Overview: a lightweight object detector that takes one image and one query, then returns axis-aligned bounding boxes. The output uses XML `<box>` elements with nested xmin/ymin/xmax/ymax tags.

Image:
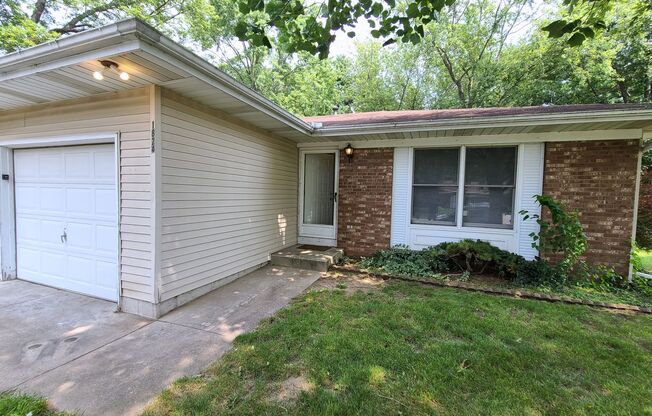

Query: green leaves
<box><xmin>542</xmin><ymin>19</ymin><xmax>569</xmax><ymax>38</ymax></box>
<box><xmin>521</xmin><ymin>195</ymin><xmax>587</xmax><ymax>273</ymax></box>
<box><xmin>406</xmin><ymin>3</ymin><xmax>420</xmax><ymax>18</ymax></box>
<box><xmin>567</xmin><ymin>32</ymin><xmax>586</xmax><ymax>46</ymax></box>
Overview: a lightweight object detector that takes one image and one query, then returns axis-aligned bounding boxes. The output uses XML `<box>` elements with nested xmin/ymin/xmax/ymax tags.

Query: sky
<box><xmin>330</xmin><ymin>18</ymin><xmax>373</xmax><ymax>57</ymax></box>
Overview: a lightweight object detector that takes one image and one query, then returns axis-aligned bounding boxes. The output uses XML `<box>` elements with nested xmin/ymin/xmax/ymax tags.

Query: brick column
<box><xmin>337</xmin><ymin>148</ymin><xmax>393</xmax><ymax>256</ymax></box>
<box><xmin>542</xmin><ymin>139</ymin><xmax>640</xmax><ymax>275</ymax></box>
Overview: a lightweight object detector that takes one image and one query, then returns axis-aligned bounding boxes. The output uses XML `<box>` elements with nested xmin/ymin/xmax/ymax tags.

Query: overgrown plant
<box><xmin>360</xmin><ymin>240</ymin><xmax>525</xmax><ymax>279</ymax></box>
<box><xmin>520</xmin><ymin>195</ymin><xmax>587</xmax><ymax>273</ymax></box>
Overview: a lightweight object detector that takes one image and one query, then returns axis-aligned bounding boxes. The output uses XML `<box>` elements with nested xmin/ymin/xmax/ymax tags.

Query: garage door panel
<box><xmin>96</xmin><ymin>225</ymin><xmax>118</xmax><ymax>253</ymax></box>
<box><xmin>13</xmin><ymin>152</ymin><xmax>38</xmax><ymax>178</ymax></box>
<box><xmin>67</xmin><ymin>188</ymin><xmax>93</xmax><ymax>214</ymax></box>
<box><xmin>15</xmin><ymin>217</ymin><xmax>41</xmax><ymax>242</ymax></box>
<box><xmin>66</xmin><ymin>222</ymin><xmax>94</xmax><ymax>250</ymax></box>
<box><xmin>94</xmin><ymin>151</ymin><xmax>115</xmax><ymax>179</ymax></box>
<box><xmin>38</xmin><ymin>153</ymin><xmax>63</xmax><ymax>177</ymax></box>
<box><xmin>14</xmin><ymin>185</ymin><xmax>40</xmax><ymax>210</ymax></box>
<box><xmin>15</xmin><ymin>144</ymin><xmax>118</xmax><ymax>301</ymax></box>
<box><xmin>68</xmin><ymin>256</ymin><xmax>94</xmax><ymax>284</ymax></box>
<box><xmin>40</xmin><ymin>187</ymin><xmax>66</xmax><ymax>212</ymax></box>
<box><xmin>65</xmin><ymin>152</ymin><xmax>92</xmax><ymax>177</ymax></box>
<box><xmin>96</xmin><ymin>189</ymin><xmax>117</xmax><ymax>216</ymax></box>
<box><xmin>96</xmin><ymin>261</ymin><xmax>118</xmax><ymax>289</ymax></box>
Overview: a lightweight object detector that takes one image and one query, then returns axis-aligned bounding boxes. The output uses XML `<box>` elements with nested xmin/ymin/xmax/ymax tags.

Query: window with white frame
<box><xmin>411</xmin><ymin>146</ymin><xmax>517</xmax><ymax>229</ymax></box>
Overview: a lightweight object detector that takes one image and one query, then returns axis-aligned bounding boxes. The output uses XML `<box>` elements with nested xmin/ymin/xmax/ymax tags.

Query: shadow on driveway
<box><xmin>0</xmin><ymin>266</ymin><xmax>321</xmax><ymax>415</ymax></box>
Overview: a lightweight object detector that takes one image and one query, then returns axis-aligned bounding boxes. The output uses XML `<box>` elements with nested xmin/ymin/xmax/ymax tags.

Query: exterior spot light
<box><xmin>93</xmin><ymin>60</ymin><xmax>130</xmax><ymax>81</ymax></box>
<box><xmin>344</xmin><ymin>143</ymin><xmax>354</xmax><ymax>163</ymax></box>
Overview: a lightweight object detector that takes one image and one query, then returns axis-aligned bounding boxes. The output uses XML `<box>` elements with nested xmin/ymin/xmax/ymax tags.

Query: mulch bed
<box><xmin>331</xmin><ymin>264</ymin><xmax>652</xmax><ymax>315</ymax></box>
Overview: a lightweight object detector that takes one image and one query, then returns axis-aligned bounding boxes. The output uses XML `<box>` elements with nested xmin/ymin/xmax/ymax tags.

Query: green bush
<box><xmin>359</xmin><ymin>244</ymin><xmax>440</xmax><ymax>277</ymax></box>
<box><xmin>514</xmin><ymin>257</ymin><xmax>563</xmax><ymax>287</ymax></box>
<box><xmin>570</xmin><ymin>261</ymin><xmax>626</xmax><ymax>291</ymax></box>
<box><xmin>359</xmin><ymin>239</ymin><xmax>645</xmax><ymax>297</ymax></box>
<box><xmin>631</xmin><ymin>275</ymin><xmax>652</xmax><ymax>296</ymax></box>
<box><xmin>520</xmin><ymin>195</ymin><xmax>587</xmax><ymax>273</ymax></box>
<box><xmin>360</xmin><ymin>240</ymin><xmax>525</xmax><ymax>279</ymax></box>
<box><xmin>433</xmin><ymin>240</ymin><xmax>525</xmax><ymax>279</ymax></box>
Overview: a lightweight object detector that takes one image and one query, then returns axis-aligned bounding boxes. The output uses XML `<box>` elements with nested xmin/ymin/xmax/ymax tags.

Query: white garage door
<box><xmin>14</xmin><ymin>144</ymin><xmax>118</xmax><ymax>301</ymax></box>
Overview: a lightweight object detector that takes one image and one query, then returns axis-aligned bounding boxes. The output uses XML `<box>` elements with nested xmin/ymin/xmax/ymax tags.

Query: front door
<box><xmin>299</xmin><ymin>150</ymin><xmax>338</xmax><ymax>246</ymax></box>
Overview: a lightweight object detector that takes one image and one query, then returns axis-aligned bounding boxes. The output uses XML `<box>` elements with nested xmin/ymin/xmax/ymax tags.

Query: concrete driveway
<box><xmin>0</xmin><ymin>266</ymin><xmax>321</xmax><ymax>415</ymax></box>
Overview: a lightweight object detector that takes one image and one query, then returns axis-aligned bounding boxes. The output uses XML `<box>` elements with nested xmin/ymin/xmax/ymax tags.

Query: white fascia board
<box><xmin>310</xmin><ymin>111</ymin><xmax>652</xmax><ymax>137</ymax></box>
<box><xmin>0</xmin><ymin>19</ymin><xmax>141</xmax><ymax>74</ymax></box>
<box><xmin>297</xmin><ymin>129</ymin><xmax>644</xmax><ymax>148</ymax></box>
<box><xmin>137</xmin><ymin>40</ymin><xmax>314</xmax><ymax>136</ymax></box>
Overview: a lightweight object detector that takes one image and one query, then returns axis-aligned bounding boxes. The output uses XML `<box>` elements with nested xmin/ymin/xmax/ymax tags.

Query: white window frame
<box><xmin>408</xmin><ymin>145</ymin><xmax>519</xmax><ymax>233</ymax></box>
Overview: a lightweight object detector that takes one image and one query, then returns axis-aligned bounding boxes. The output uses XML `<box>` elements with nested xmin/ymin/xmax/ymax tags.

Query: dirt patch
<box><xmin>310</xmin><ymin>270</ymin><xmax>385</xmax><ymax>294</ymax></box>
<box><xmin>275</xmin><ymin>375</ymin><xmax>315</xmax><ymax>402</ymax></box>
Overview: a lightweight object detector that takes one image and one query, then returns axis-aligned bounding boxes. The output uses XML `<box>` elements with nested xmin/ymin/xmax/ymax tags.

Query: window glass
<box><xmin>463</xmin><ymin>186</ymin><xmax>515</xmax><ymax>227</ymax></box>
<box><xmin>412</xmin><ymin>186</ymin><xmax>458</xmax><ymax>225</ymax></box>
<box><xmin>411</xmin><ymin>148</ymin><xmax>460</xmax><ymax>225</ymax></box>
<box><xmin>463</xmin><ymin>147</ymin><xmax>517</xmax><ymax>228</ymax></box>
<box><xmin>464</xmin><ymin>147</ymin><xmax>516</xmax><ymax>186</ymax></box>
<box><xmin>413</xmin><ymin>148</ymin><xmax>459</xmax><ymax>184</ymax></box>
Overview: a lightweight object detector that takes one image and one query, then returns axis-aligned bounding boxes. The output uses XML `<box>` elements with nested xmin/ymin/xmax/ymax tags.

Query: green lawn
<box><xmin>143</xmin><ymin>281</ymin><xmax>652</xmax><ymax>415</ymax></box>
<box><xmin>0</xmin><ymin>392</ymin><xmax>69</xmax><ymax>416</ymax></box>
<box><xmin>638</xmin><ymin>248</ymin><xmax>652</xmax><ymax>273</ymax></box>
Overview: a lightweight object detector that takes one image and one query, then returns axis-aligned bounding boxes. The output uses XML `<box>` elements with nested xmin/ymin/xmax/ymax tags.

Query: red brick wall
<box><xmin>542</xmin><ymin>139</ymin><xmax>640</xmax><ymax>275</ymax></box>
<box><xmin>337</xmin><ymin>148</ymin><xmax>393</xmax><ymax>256</ymax></box>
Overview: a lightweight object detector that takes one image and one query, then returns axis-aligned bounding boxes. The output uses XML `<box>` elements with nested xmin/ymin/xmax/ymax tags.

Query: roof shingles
<box><xmin>303</xmin><ymin>103</ymin><xmax>652</xmax><ymax>127</ymax></box>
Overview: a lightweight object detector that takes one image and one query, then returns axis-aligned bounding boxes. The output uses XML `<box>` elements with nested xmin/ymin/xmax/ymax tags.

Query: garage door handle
<box><xmin>61</xmin><ymin>229</ymin><xmax>67</xmax><ymax>244</ymax></box>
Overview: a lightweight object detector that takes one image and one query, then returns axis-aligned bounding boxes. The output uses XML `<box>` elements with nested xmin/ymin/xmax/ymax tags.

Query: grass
<box><xmin>638</xmin><ymin>248</ymin><xmax>652</xmax><ymax>273</ymax></box>
<box><xmin>143</xmin><ymin>281</ymin><xmax>652</xmax><ymax>415</ymax></box>
<box><xmin>0</xmin><ymin>392</ymin><xmax>70</xmax><ymax>416</ymax></box>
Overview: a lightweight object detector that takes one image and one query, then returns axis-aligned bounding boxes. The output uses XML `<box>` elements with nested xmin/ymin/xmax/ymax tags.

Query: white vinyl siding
<box><xmin>391</xmin><ymin>144</ymin><xmax>543</xmax><ymax>257</ymax></box>
<box><xmin>0</xmin><ymin>88</ymin><xmax>154</xmax><ymax>302</ymax></box>
<box><xmin>159</xmin><ymin>90</ymin><xmax>298</xmax><ymax>301</ymax></box>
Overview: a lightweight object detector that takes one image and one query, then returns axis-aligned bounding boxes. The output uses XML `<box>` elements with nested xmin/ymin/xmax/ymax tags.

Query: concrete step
<box><xmin>271</xmin><ymin>245</ymin><xmax>344</xmax><ymax>272</ymax></box>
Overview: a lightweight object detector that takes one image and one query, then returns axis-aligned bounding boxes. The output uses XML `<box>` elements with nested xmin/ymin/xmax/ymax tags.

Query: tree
<box><xmin>0</xmin><ymin>0</ymin><xmax>217</xmax><ymax>53</ymax></box>
<box><xmin>422</xmin><ymin>0</ymin><xmax>533</xmax><ymax>108</ymax></box>
<box><xmin>233</xmin><ymin>0</ymin><xmax>647</xmax><ymax>57</ymax></box>
<box><xmin>254</xmin><ymin>52</ymin><xmax>352</xmax><ymax>116</ymax></box>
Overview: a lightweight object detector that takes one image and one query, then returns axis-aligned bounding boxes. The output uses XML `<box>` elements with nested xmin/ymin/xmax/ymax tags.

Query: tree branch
<box><xmin>31</xmin><ymin>0</ymin><xmax>47</xmax><ymax>23</ymax></box>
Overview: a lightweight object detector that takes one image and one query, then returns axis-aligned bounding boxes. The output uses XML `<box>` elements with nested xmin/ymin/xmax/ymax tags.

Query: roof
<box><xmin>305</xmin><ymin>104</ymin><xmax>652</xmax><ymax>128</ymax></box>
<box><xmin>0</xmin><ymin>18</ymin><xmax>651</xmax><ymax>144</ymax></box>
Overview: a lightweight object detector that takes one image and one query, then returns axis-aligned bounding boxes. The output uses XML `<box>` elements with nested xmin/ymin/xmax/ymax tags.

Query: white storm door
<box><xmin>14</xmin><ymin>144</ymin><xmax>118</xmax><ymax>301</ymax></box>
<box><xmin>299</xmin><ymin>150</ymin><xmax>339</xmax><ymax>242</ymax></box>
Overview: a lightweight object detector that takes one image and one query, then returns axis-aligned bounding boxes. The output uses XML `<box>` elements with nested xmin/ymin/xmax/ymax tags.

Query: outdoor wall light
<box><xmin>93</xmin><ymin>60</ymin><xmax>130</xmax><ymax>81</ymax></box>
<box><xmin>344</xmin><ymin>143</ymin><xmax>354</xmax><ymax>163</ymax></box>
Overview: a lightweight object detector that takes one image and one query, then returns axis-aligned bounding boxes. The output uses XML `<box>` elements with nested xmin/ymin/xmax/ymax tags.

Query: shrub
<box><xmin>520</xmin><ymin>195</ymin><xmax>587</xmax><ymax>273</ymax></box>
<box><xmin>433</xmin><ymin>240</ymin><xmax>525</xmax><ymax>279</ymax></box>
<box><xmin>359</xmin><ymin>244</ymin><xmax>438</xmax><ymax>277</ymax></box>
<box><xmin>570</xmin><ymin>261</ymin><xmax>627</xmax><ymax>291</ymax></box>
<box><xmin>514</xmin><ymin>257</ymin><xmax>562</xmax><ymax>287</ymax></box>
<box><xmin>631</xmin><ymin>275</ymin><xmax>652</xmax><ymax>296</ymax></box>
<box><xmin>360</xmin><ymin>240</ymin><xmax>525</xmax><ymax>279</ymax></box>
